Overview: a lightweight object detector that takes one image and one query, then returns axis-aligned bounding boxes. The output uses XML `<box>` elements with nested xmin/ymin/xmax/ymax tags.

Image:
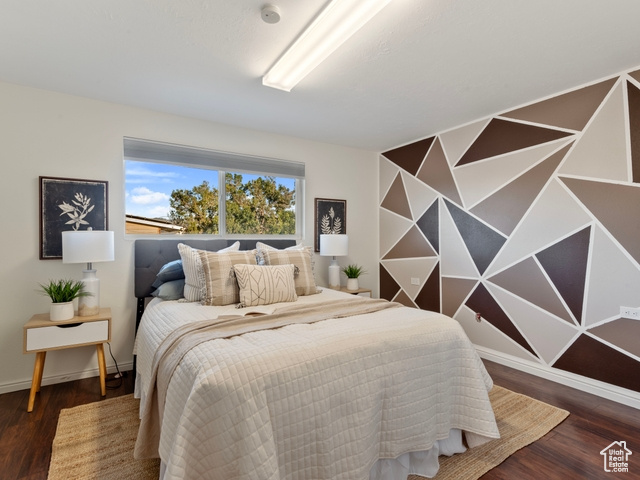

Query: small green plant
<box><xmin>38</xmin><ymin>279</ymin><xmax>90</xmax><ymax>303</ymax></box>
<box><xmin>342</xmin><ymin>264</ymin><xmax>366</xmax><ymax>279</ymax></box>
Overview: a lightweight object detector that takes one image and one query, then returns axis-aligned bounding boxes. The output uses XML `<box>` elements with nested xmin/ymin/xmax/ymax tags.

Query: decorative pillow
<box><xmin>261</xmin><ymin>249</ymin><xmax>319</xmax><ymax>296</ymax></box>
<box><xmin>151</xmin><ymin>259</ymin><xmax>184</xmax><ymax>288</ymax></box>
<box><xmin>256</xmin><ymin>241</ymin><xmax>305</xmax><ymax>251</ymax></box>
<box><xmin>199</xmin><ymin>249</ymin><xmax>258</xmax><ymax>306</ymax></box>
<box><xmin>256</xmin><ymin>242</ymin><xmax>315</xmax><ymax>271</ymax></box>
<box><xmin>151</xmin><ymin>279</ymin><xmax>185</xmax><ymax>300</ymax></box>
<box><xmin>233</xmin><ymin>264</ymin><xmax>297</xmax><ymax>307</ymax></box>
<box><xmin>178</xmin><ymin>242</ymin><xmax>240</xmax><ymax>302</ymax></box>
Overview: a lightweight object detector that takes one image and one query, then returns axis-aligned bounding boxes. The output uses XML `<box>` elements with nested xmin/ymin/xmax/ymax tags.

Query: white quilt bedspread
<box><xmin>134</xmin><ymin>289</ymin><xmax>499</xmax><ymax>480</ymax></box>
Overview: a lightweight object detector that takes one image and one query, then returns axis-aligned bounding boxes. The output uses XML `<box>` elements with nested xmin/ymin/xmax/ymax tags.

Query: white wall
<box><xmin>0</xmin><ymin>81</ymin><xmax>379</xmax><ymax>394</ymax></box>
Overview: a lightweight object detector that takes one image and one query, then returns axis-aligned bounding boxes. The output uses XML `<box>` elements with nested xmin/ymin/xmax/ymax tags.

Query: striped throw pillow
<box><xmin>177</xmin><ymin>242</ymin><xmax>240</xmax><ymax>302</ymax></box>
<box><xmin>261</xmin><ymin>248</ymin><xmax>319</xmax><ymax>296</ymax></box>
<box><xmin>199</xmin><ymin>249</ymin><xmax>257</xmax><ymax>306</ymax></box>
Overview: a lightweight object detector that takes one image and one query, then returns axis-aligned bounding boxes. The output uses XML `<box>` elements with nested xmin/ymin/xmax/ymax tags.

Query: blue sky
<box><xmin>125</xmin><ymin>160</ymin><xmax>295</xmax><ymax>219</ymax></box>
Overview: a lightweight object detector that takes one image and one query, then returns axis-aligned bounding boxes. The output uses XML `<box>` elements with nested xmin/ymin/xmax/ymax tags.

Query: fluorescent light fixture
<box><xmin>262</xmin><ymin>0</ymin><xmax>393</xmax><ymax>92</ymax></box>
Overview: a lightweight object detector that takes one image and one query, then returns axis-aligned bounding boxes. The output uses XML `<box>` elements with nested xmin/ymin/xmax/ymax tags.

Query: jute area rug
<box><xmin>48</xmin><ymin>386</ymin><xmax>568</xmax><ymax>480</ymax></box>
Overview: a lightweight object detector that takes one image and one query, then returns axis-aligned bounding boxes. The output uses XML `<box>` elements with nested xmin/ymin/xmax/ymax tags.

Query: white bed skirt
<box><xmin>369</xmin><ymin>429</ymin><xmax>466</xmax><ymax>480</ymax></box>
<box><xmin>138</xmin><ymin>375</ymin><xmax>465</xmax><ymax>480</ymax></box>
<box><xmin>157</xmin><ymin>432</ymin><xmax>465</xmax><ymax>480</ymax></box>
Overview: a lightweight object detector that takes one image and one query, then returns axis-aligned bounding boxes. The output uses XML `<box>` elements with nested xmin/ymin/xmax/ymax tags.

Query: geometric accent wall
<box><xmin>379</xmin><ymin>69</ymin><xmax>640</xmax><ymax>394</ymax></box>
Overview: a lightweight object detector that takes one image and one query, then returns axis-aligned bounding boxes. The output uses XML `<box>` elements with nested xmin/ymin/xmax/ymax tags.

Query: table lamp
<box><xmin>319</xmin><ymin>234</ymin><xmax>348</xmax><ymax>289</ymax></box>
<box><xmin>62</xmin><ymin>230</ymin><xmax>115</xmax><ymax>316</ymax></box>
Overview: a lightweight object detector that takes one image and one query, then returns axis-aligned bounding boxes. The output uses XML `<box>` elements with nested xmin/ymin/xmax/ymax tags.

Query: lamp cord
<box><xmin>105</xmin><ymin>342</ymin><xmax>124</xmax><ymax>389</ymax></box>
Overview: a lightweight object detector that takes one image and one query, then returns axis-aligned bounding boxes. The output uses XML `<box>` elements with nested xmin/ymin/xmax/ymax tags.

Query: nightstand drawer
<box><xmin>25</xmin><ymin>320</ymin><xmax>109</xmax><ymax>352</ymax></box>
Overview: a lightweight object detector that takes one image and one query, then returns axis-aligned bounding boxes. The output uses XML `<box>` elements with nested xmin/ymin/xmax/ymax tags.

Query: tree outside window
<box><xmin>125</xmin><ymin>160</ymin><xmax>297</xmax><ymax>235</ymax></box>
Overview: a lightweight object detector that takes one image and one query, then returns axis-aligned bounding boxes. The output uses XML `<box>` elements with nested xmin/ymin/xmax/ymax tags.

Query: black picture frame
<box><xmin>314</xmin><ymin>198</ymin><xmax>347</xmax><ymax>252</ymax></box>
<box><xmin>39</xmin><ymin>176</ymin><xmax>109</xmax><ymax>260</ymax></box>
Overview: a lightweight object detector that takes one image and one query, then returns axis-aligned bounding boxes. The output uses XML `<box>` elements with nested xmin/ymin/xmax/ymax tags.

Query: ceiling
<box><xmin>3</xmin><ymin>0</ymin><xmax>640</xmax><ymax>151</ymax></box>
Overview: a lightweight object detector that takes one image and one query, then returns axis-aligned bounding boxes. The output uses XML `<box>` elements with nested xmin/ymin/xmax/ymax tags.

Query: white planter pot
<box><xmin>346</xmin><ymin>278</ymin><xmax>359</xmax><ymax>291</ymax></box>
<box><xmin>50</xmin><ymin>301</ymin><xmax>74</xmax><ymax>321</ymax></box>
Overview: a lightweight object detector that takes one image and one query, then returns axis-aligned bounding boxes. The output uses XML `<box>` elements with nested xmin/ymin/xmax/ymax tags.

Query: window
<box><xmin>124</xmin><ymin>138</ymin><xmax>304</xmax><ymax>236</ymax></box>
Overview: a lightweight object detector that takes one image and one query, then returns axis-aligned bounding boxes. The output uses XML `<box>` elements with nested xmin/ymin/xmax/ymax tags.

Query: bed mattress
<box><xmin>134</xmin><ymin>288</ymin><xmax>499</xmax><ymax>480</ymax></box>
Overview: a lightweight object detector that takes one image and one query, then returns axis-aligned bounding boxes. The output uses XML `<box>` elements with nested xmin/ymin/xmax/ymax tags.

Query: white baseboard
<box><xmin>0</xmin><ymin>362</ymin><xmax>133</xmax><ymax>396</ymax></box>
<box><xmin>477</xmin><ymin>346</ymin><xmax>640</xmax><ymax>410</ymax></box>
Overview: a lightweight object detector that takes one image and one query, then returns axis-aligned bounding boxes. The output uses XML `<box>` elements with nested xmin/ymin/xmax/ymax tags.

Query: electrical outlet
<box><xmin>410</xmin><ymin>277</ymin><xmax>420</xmax><ymax>285</ymax></box>
<box><xmin>620</xmin><ymin>306</ymin><xmax>640</xmax><ymax>319</ymax></box>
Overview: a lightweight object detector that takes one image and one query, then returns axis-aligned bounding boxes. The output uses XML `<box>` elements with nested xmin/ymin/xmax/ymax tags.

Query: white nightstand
<box><xmin>23</xmin><ymin>307</ymin><xmax>111</xmax><ymax>412</ymax></box>
<box><xmin>340</xmin><ymin>287</ymin><xmax>372</xmax><ymax>297</ymax></box>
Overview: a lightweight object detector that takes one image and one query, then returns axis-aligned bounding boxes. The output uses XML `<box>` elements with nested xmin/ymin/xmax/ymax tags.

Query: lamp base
<box><xmin>328</xmin><ymin>260</ymin><xmax>341</xmax><ymax>290</ymax></box>
<box><xmin>78</xmin><ymin>269</ymin><xmax>100</xmax><ymax>316</ymax></box>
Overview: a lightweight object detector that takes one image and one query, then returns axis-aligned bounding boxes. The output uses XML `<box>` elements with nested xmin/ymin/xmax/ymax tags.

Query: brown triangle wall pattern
<box><xmin>379</xmin><ymin>68</ymin><xmax>640</xmax><ymax>394</ymax></box>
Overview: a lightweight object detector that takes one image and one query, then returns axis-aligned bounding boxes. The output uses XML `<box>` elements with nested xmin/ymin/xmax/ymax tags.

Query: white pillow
<box><xmin>256</xmin><ymin>241</ymin><xmax>305</xmax><ymax>251</ymax></box>
<box><xmin>177</xmin><ymin>242</ymin><xmax>240</xmax><ymax>302</ymax></box>
<box><xmin>233</xmin><ymin>264</ymin><xmax>297</xmax><ymax>307</ymax></box>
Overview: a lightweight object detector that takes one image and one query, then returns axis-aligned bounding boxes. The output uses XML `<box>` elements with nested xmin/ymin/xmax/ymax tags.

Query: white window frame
<box><xmin>123</xmin><ymin>137</ymin><xmax>304</xmax><ymax>239</ymax></box>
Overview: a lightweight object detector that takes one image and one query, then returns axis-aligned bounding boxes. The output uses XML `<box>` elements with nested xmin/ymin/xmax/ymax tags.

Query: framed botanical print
<box><xmin>39</xmin><ymin>176</ymin><xmax>109</xmax><ymax>259</ymax></box>
<box><xmin>314</xmin><ymin>198</ymin><xmax>347</xmax><ymax>252</ymax></box>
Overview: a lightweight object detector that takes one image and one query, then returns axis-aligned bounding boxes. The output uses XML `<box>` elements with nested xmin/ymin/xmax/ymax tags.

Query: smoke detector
<box><xmin>261</xmin><ymin>4</ymin><xmax>281</xmax><ymax>24</ymax></box>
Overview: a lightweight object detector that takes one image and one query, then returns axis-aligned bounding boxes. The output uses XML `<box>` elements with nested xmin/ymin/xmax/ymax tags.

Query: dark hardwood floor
<box><xmin>0</xmin><ymin>361</ymin><xmax>638</xmax><ymax>479</ymax></box>
<box><xmin>0</xmin><ymin>371</ymin><xmax>134</xmax><ymax>480</ymax></box>
<box><xmin>482</xmin><ymin>361</ymin><xmax>639</xmax><ymax>480</ymax></box>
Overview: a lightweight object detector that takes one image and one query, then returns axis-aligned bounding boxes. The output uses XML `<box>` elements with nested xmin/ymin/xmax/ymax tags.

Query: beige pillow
<box><xmin>199</xmin><ymin>249</ymin><xmax>257</xmax><ymax>306</ymax></box>
<box><xmin>256</xmin><ymin>242</ymin><xmax>315</xmax><ymax>270</ymax></box>
<box><xmin>178</xmin><ymin>242</ymin><xmax>240</xmax><ymax>302</ymax></box>
<box><xmin>261</xmin><ymin>248</ymin><xmax>319</xmax><ymax>296</ymax></box>
<box><xmin>255</xmin><ymin>241</ymin><xmax>299</xmax><ymax>264</ymax></box>
<box><xmin>233</xmin><ymin>264</ymin><xmax>297</xmax><ymax>307</ymax></box>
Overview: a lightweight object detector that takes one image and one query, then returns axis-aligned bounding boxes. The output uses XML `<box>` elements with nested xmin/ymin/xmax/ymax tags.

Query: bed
<box><xmin>132</xmin><ymin>238</ymin><xmax>499</xmax><ymax>480</ymax></box>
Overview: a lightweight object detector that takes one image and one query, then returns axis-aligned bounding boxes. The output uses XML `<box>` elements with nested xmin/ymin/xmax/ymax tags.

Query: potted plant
<box><xmin>342</xmin><ymin>264</ymin><xmax>366</xmax><ymax>291</ymax></box>
<box><xmin>39</xmin><ymin>279</ymin><xmax>90</xmax><ymax>321</ymax></box>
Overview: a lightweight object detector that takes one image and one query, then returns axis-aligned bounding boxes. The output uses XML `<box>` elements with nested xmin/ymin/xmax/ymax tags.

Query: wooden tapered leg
<box><xmin>96</xmin><ymin>343</ymin><xmax>106</xmax><ymax>396</ymax></box>
<box><xmin>34</xmin><ymin>351</ymin><xmax>46</xmax><ymax>392</ymax></box>
<box><xmin>27</xmin><ymin>352</ymin><xmax>46</xmax><ymax>412</ymax></box>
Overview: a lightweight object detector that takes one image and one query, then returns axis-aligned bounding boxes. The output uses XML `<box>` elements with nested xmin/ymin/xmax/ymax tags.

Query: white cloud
<box><xmin>147</xmin><ymin>205</ymin><xmax>171</xmax><ymax>218</ymax></box>
<box><xmin>125</xmin><ymin>164</ymin><xmax>183</xmax><ymax>185</ymax></box>
<box><xmin>130</xmin><ymin>187</ymin><xmax>170</xmax><ymax>205</ymax></box>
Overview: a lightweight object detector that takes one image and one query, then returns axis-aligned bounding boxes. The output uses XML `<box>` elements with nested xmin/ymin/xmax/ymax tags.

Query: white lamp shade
<box><xmin>62</xmin><ymin>230</ymin><xmax>115</xmax><ymax>264</ymax></box>
<box><xmin>319</xmin><ymin>234</ymin><xmax>348</xmax><ymax>257</ymax></box>
<box><xmin>61</xmin><ymin>231</ymin><xmax>114</xmax><ymax>317</ymax></box>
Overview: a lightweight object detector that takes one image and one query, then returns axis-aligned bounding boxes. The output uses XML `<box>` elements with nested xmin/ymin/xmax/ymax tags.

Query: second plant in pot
<box><xmin>39</xmin><ymin>279</ymin><xmax>90</xmax><ymax>321</ymax></box>
<box><xmin>342</xmin><ymin>264</ymin><xmax>366</xmax><ymax>291</ymax></box>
